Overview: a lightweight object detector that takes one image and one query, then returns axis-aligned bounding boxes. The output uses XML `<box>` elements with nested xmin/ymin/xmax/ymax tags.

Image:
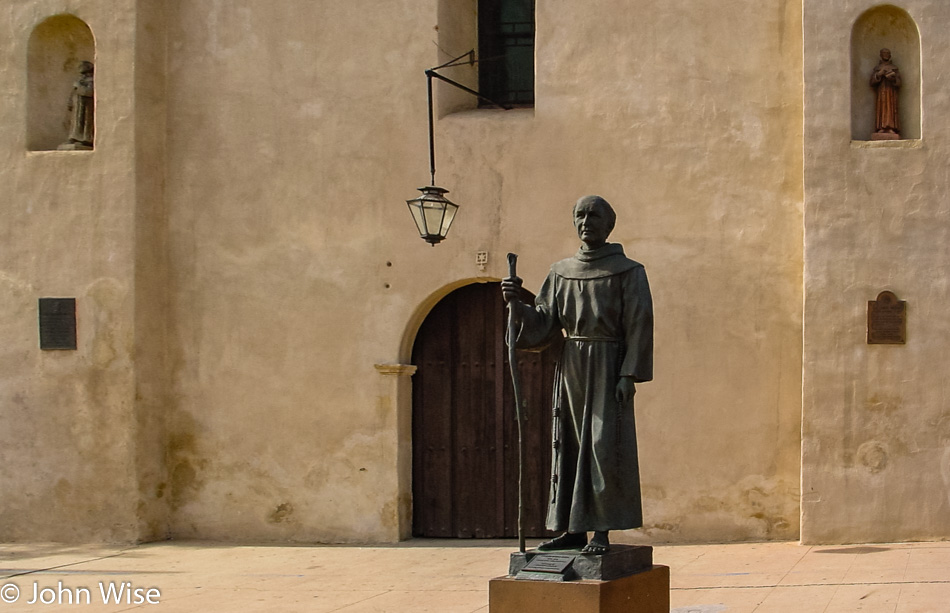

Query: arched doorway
<box><xmin>411</xmin><ymin>282</ymin><xmax>559</xmax><ymax>538</ymax></box>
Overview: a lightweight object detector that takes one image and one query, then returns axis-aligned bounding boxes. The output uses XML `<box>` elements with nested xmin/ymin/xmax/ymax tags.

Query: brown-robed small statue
<box><xmin>870</xmin><ymin>48</ymin><xmax>901</xmax><ymax>140</ymax></box>
<box><xmin>59</xmin><ymin>61</ymin><xmax>95</xmax><ymax>150</ymax></box>
<box><xmin>502</xmin><ymin>195</ymin><xmax>654</xmax><ymax>555</ymax></box>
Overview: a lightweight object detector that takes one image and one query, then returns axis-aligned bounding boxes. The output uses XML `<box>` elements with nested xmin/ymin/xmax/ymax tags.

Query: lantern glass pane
<box><xmin>407</xmin><ymin>200</ymin><xmax>428</xmax><ymax>235</ymax></box>
<box><xmin>440</xmin><ymin>202</ymin><xmax>459</xmax><ymax>236</ymax></box>
<box><xmin>422</xmin><ymin>201</ymin><xmax>446</xmax><ymax>237</ymax></box>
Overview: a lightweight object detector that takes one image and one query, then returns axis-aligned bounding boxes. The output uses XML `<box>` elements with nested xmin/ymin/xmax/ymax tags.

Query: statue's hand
<box><xmin>501</xmin><ymin>276</ymin><xmax>523</xmax><ymax>305</ymax></box>
<box><xmin>615</xmin><ymin>377</ymin><xmax>636</xmax><ymax>406</ymax></box>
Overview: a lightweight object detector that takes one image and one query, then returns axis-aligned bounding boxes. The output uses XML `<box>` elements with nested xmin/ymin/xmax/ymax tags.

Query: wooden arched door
<box><xmin>411</xmin><ymin>282</ymin><xmax>559</xmax><ymax>538</ymax></box>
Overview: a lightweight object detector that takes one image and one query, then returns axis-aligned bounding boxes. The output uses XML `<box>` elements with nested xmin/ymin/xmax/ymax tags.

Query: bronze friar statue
<box><xmin>870</xmin><ymin>48</ymin><xmax>901</xmax><ymax>140</ymax></box>
<box><xmin>59</xmin><ymin>61</ymin><xmax>95</xmax><ymax>150</ymax></box>
<box><xmin>502</xmin><ymin>195</ymin><xmax>654</xmax><ymax>554</ymax></box>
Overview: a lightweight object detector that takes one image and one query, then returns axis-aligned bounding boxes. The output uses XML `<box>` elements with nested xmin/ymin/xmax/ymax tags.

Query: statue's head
<box><xmin>573</xmin><ymin>195</ymin><xmax>616</xmax><ymax>249</ymax></box>
<box><xmin>880</xmin><ymin>48</ymin><xmax>891</xmax><ymax>61</ymax></box>
<box><xmin>79</xmin><ymin>61</ymin><xmax>94</xmax><ymax>75</ymax></box>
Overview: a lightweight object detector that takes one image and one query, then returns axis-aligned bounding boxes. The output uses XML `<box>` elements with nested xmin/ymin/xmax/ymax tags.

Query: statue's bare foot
<box><xmin>581</xmin><ymin>531</ymin><xmax>609</xmax><ymax>554</ymax></box>
<box><xmin>537</xmin><ymin>532</ymin><xmax>587</xmax><ymax>551</ymax></box>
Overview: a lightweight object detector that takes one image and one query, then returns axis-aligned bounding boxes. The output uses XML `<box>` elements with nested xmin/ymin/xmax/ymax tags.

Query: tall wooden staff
<box><xmin>506</xmin><ymin>253</ymin><xmax>527</xmax><ymax>553</ymax></box>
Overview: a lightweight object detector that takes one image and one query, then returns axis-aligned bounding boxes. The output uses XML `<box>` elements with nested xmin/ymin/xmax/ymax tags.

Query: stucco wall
<box><xmin>161</xmin><ymin>0</ymin><xmax>436</xmax><ymax>543</ymax></box>
<box><xmin>0</xmin><ymin>0</ymin><xmax>165</xmax><ymax>542</ymax></box>
<box><xmin>161</xmin><ymin>0</ymin><xmax>803</xmax><ymax>543</ymax></box>
<box><xmin>132</xmin><ymin>0</ymin><xmax>170</xmax><ymax>544</ymax></box>
<box><xmin>803</xmin><ymin>0</ymin><xmax>950</xmax><ymax>544</ymax></box>
<box><xmin>0</xmin><ymin>0</ymin><xmax>806</xmax><ymax>544</ymax></box>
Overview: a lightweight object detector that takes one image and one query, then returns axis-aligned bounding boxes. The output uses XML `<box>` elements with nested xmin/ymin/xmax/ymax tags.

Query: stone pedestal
<box><xmin>489</xmin><ymin>565</ymin><xmax>670</xmax><ymax>613</ymax></box>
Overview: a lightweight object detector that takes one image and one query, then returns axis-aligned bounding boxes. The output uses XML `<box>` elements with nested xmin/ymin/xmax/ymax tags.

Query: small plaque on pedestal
<box><xmin>509</xmin><ymin>544</ymin><xmax>653</xmax><ymax>581</ymax></box>
<box><xmin>515</xmin><ymin>554</ymin><xmax>576</xmax><ymax>582</ymax></box>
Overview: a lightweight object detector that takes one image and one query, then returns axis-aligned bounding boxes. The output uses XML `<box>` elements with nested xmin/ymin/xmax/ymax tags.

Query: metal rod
<box><xmin>427</xmin><ymin>73</ymin><xmax>435</xmax><ymax>186</ymax></box>
<box><xmin>506</xmin><ymin>252</ymin><xmax>527</xmax><ymax>553</ymax></box>
<box><xmin>425</xmin><ymin>70</ymin><xmax>513</xmax><ymax>111</ymax></box>
<box><xmin>432</xmin><ymin>49</ymin><xmax>475</xmax><ymax>71</ymax></box>
<box><xmin>422</xmin><ymin>51</ymin><xmax>510</xmax><ymax>188</ymax></box>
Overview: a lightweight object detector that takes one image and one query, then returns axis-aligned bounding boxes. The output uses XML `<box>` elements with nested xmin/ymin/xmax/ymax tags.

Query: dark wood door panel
<box><xmin>412</xmin><ymin>282</ymin><xmax>558</xmax><ymax>539</ymax></box>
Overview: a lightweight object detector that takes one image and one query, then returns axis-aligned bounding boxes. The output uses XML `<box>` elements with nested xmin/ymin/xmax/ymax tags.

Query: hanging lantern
<box><xmin>406</xmin><ymin>185</ymin><xmax>459</xmax><ymax>246</ymax></box>
<box><xmin>404</xmin><ymin>53</ymin><xmax>510</xmax><ymax>245</ymax></box>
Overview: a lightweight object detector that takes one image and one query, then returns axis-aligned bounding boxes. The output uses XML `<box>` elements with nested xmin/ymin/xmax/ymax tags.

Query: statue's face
<box><xmin>574</xmin><ymin>201</ymin><xmax>611</xmax><ymax>248</ymax></box>
<box><xmin>881</xmin><ymin>49</ymin><xmax>891</xmax><ymax>61</ymax></box>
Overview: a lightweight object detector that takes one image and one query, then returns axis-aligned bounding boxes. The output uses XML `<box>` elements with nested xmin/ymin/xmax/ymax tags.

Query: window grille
<box><xmin>478</xmin><ymin>0</ymin><xmax>535</xmax><ymax>106</ymax></box>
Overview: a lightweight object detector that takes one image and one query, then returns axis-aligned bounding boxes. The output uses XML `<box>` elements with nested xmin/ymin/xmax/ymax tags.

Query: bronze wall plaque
<box><xmin>867</xmin><ymin>291</ymin><xmax>905</xmax><ymax>344</ymax></box>
<box><xmin>39</xmin><ymin>298</ymin><xmax>77</xmax><ymax>350</ymax></box>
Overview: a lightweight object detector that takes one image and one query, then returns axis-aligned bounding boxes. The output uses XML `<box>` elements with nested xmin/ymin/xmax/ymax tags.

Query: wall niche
<box><xmin>851</xmin><ymin>5</ymin><xmax>920</xmax><ymax>141</ymax></box>
<box><xmin>436</xmin><ymin>0</ymin><xmax>479</xmax><ymax>117</ymax></box>
<box><xmin>27</xmin><ymin>14</ymin><xmax>96</xmax><ymax>151</ymax></box>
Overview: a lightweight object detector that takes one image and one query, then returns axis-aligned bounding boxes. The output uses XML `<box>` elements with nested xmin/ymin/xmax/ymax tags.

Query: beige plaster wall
<box><xmin>162</xmin><ymin>0</ymin><xmax>803</xmax><ymax>543</ymax></box>
<box><xmin>0</xmin><ymin>0</ymin><xmax>167</xmax><ymax>542</ymax></box>
<box><xmin>161</xmin><ymin>0</ymin><xmax>437</xmax><ymax>543</ymax></box>
<box><xmin>132</xmin><ymin>0</ymin><xmax>170</xmax><ymax>543</ymax></box>
<box><xmin>803</xmin><ymin>0</ymin><xmax>950</xmax><ymax>544</ymax></box>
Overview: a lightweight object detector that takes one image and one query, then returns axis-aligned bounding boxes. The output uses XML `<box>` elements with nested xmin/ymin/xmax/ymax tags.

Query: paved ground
<box><xmin>1</xmin><ymin>539</ymin><xmax>949</xmax><ymax>612</ymax></box>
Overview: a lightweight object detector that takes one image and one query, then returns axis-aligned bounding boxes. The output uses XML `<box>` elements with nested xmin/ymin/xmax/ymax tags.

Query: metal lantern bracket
<box><xmin>424</xmin><ymin>50</ymin><xmax>513</xmax><ymax>186</ymax></box>
<box><xmin>405</xmin><ymin>51</ymin><xmax>513</xmax><ymax>246</ymax></box>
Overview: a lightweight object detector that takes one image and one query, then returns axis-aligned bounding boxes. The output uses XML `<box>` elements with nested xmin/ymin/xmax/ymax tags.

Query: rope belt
<box><xmin>566</xmin><ymin>336</ymin><xmax>622</xmax><ymax>342</ymax></box>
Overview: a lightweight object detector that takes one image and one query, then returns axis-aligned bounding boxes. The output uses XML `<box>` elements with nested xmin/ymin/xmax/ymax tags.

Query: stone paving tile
<box><xmin>136</xmin><ymin>587</ymin><xmax>386</xmax><ymax>613</ymax></box>
<box><xmin>662</xmin><ymin>542</ymin><xmax>808</xmax><ymax>590</ymax></box>
<box><xmin>671</xmin><ymin>587</ymin><xmax>771</xmax><ymax>612</ymax></box>
<box><xmin>0</xmin><ymin>544</ymin><xmax>131</xmax><ymax>577</ymax></box>
<box><xmin>821</xmin><ymin>583</ymin><xmax>902</xmax><ymax>612</ymax></box>
<box><xmin>330</xmin><ymin>589</ymin><xmax>487</xmax><ymax>613</ymax></box>
<box><xmin>895</xmin><ymin>583</ymin><xmax>950</xmax><ymax>613</ymax></box>
<box><xmin>903</xmin><ymin>547</ymin><xmax>950</xmax><ymax>583</ymax></box>
<box><xmin>753</xmin><ymin>584</ymin><xmax>840</xmax><ymax>610</ymax></box>
<box><xmin>779</xmin><ymin>553</ymin><xmax>854</xmax><ymax>586</ymax></box>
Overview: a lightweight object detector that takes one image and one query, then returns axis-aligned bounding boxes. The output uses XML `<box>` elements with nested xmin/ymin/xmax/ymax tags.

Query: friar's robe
<box><xmin>871</xmin><ymin>61</ymin><xmax>901</xmax><ymax>133</ymax></box>
<box><xmin>512</xmin><ymin>243</ymin><xmax>653</xmax><ymax>532</ymax></box>
<box><xmin>68</xmin><ymin>74</ymin><xmax>95</xmax><ymax>146</ymax></box>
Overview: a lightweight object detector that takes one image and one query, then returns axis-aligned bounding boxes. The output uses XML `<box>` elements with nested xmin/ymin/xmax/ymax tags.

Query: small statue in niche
<box><xmin>870</xmin><ymin>48</ymin><xmax>901</xmax><ymax>140</ymax></box>
<box><xmin>58</xmin><ymin>61</ymin><xmax>95</xmax><ymax>150</ymax></box>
